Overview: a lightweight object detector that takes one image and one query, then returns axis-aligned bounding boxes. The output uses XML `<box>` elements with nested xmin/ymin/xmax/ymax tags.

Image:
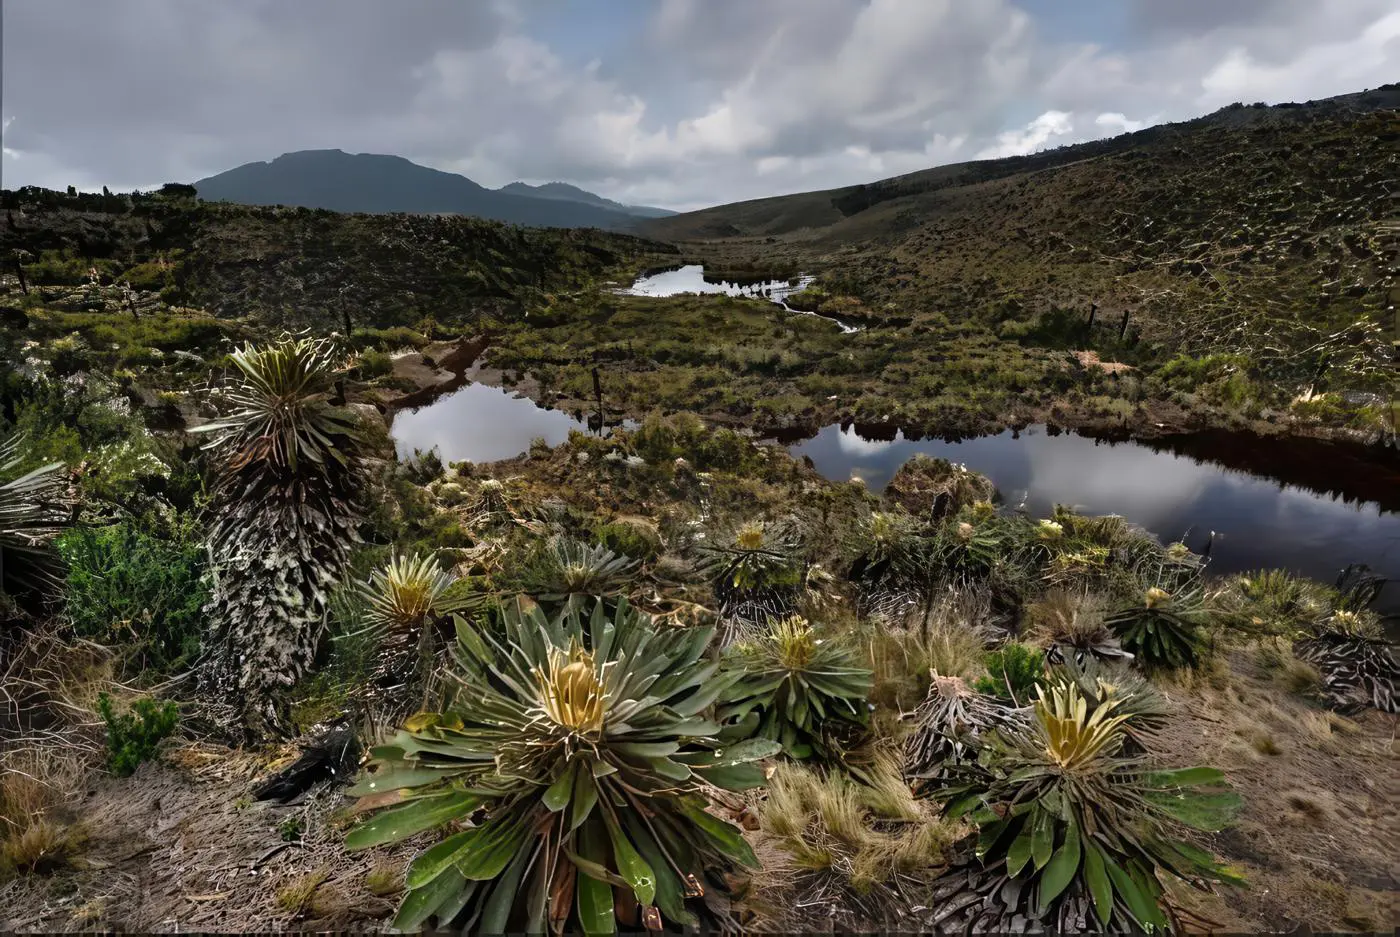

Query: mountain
<box><xmin>498</xmin><ymin>181</ymin><xmax>675</xmax><ymax>218</ymax></box>
<box><xmin>192</xmin><ymin>150</ymin><xmax>649</xmax><ymax>230</ymax></box>
<box><xmin>641</xmin><ymin>83</ymin><xmax>1400</xmax><ymax>243</ymax></box>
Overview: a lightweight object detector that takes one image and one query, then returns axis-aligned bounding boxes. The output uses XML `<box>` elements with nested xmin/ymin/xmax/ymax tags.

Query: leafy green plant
<box><xmin>97</xmin><ymin>693</ymin><xmax>179</xmax><ymax>777</ymax></box>
<box><xmin>937</xmin><ymin>677</ymin><xmax>1243</xmax><ymax>931</ymax></box>
<box><xmin>719</xmin><ymin>615</ymin><xmax>873</xmax><ymax>761</ymax></box>
<box><xmin>698</xmin><ymin>520</ymin><xmax>805</xmax><ymax>638</ymax></box>
<box><xmin>973</xmin><ymin>642</ymin><xmax>1046</xmax><ymax>703</ymax></box>
<box><xmin>358</xmin><ymin>552</ymin><xmax>463</xmax><ymax>635</ymax></box>
<box><xmin>346</xmin><ymin>598</ymin><xmax>778</xmax><ymax>934</ymax></box>
<box><xmin>521</xmin><ymin>538</ymin><xmax>639</xmax><ymax>605</ymax></box>
<box><xmin>195</xmin><ymin>336</ymin><xmax>367</xmax><ymax>738</ymax></box>
<box><xmin>0</xmin><ymin>434</ymin><xmax>68</xmax><ymax>615</ymax></box>
<box><xmin>1107</xmin><ymin>580</ymin><xmax>1211</xmax><ymax>671</ymax></box>
<box><xmin>593</xmin><ymin>519</ymin><xmax>661</xmax><ymax>563</ymax></box>
<box><xmin>57</xmin><ymin>521</ymin><xmax>208</xmax><ymax>670</ymax></box>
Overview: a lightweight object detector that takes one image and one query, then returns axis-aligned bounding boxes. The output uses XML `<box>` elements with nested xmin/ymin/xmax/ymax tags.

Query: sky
<box><xmin>3</xmin><ymin>0</ymin><xmax>1398</xmax><ymax>211</ymax></box>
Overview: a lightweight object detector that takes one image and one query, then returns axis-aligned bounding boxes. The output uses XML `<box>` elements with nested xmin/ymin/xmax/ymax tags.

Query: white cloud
<box><xmin>2</xmin><ymin>0</ymin><xmax>1397</xmax><ymax>208</ymax></box>
<box><xmin>977</xmin><ymin>110</ymin><xmax>1076</xmax><ymax>159</ymax></box>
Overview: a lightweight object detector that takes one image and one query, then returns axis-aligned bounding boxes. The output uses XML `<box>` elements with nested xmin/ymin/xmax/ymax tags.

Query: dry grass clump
<box><xmin>755</xmin><ymin>750</ymin><xmax>962</xmax><ymax>904</ymax></box>
<box><xmin>275</xmin><ymin>867</ymin><xmax>330</xmax><ymax>915</ymax></box>
<box><xmin>1025</xmin><ymin>588</ymin><xmax>1110</xmax><ymax>648</ymax></box>
<box><xmin>865</xmin><ymin>604</ymin><xmax>991</xmax><ymax>715</ymax></box>
<box><xmin>0</xmin><ymin>749</ymin><xmax>89</xmax><ymax>880</ymax></box>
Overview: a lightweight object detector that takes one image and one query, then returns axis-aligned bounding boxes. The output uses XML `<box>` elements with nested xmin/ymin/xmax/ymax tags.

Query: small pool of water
<box><xmin>789</xmin><ymin>422</ymin><xmax>1400</xmax><ymax>617</ymax></box>
<box><xmin>622</xmin><ymin>264</ymin><xmax>857</xmax><ymax>332</ymax></box>
<box><xmin>391</xmin><ymin>382</ymin><xmax>624</xmax><ymax>465</ymax></box>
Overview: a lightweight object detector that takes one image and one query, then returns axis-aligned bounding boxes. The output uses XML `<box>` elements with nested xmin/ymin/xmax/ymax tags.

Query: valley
<box><xmin>1</xmin><ymin>82</ymin><xmax>1398</xmax><ymax>935</ymax></box>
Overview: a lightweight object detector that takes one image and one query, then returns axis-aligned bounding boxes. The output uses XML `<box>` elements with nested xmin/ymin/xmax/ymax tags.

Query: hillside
<box><xmin>498</xmin><ymin>181</ymin><xmax>675</xmax><ymax>218</ymax></box>
<box><xmin>0</xmin><ymin>187</ymin><xmax>675</xmax><ymax>334</ymax></box>
<box><xmin>193</xmin><ymin>150</ymin><xmax>654</xmax><ymax>230</ymax></box>
<box><xmin>642</xmin><ymin>85</ymin><xmax>1398</xmax><ymax>406</ymax></box>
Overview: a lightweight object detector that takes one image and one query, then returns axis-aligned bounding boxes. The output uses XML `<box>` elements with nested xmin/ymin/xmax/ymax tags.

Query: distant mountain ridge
<box><xmin>498</xmin><ymin>181</ymin><xmax>676</xmax><ymax>218</ymax></box>
<box><xmin>192</xmin><ymin>150</ymin><xmax>670</xmax><ymax>229</ymax></box>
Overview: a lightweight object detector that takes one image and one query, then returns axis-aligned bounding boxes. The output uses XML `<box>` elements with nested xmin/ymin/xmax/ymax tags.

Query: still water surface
<box><xmin>789</xmin><ymin>422</ymin><xmax>1400</xmax><ymax>613</ymax></box>
<box><xmin>621</xmin><ymin>264</ymin><xmax>857</xmax><ymax>332</ymax></box>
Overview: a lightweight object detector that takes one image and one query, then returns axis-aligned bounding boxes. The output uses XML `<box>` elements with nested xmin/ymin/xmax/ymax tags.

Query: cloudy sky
<box><xmin>3</xmin><ymin>0</ymin><xmax>1397</xmax><ymax>210</ymax></box>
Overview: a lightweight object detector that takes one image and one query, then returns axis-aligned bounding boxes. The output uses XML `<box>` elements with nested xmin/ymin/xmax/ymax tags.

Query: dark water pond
<box><xmin>391</xmin><ymin>382</ymin><xmax>1400</xmax><ymax>620</ymax></box>
<box><xmin>789</xmin><ymin>422</ymin><xmax>1400</xmax><ymax>617</ymax></box>
<box><xmin>391</xmin><ymin>382</ymin><xmax>626</xmax><ymax>465</ymax></box>
<box><xmin>622</xmin><ymin>264</ymin><xmax>858</xmax><ymax>332</ymax></box>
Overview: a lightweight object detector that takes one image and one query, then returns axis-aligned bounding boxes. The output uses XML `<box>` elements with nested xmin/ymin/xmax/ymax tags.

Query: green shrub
<box><xmin>58</xmin><ymin>521</ymin><xmax>208</xmax><ymax>671</ymax></box>
<box><xmin>353</xmin><ymin>349</ymin><xmax>394</xmax><ymax>380</ymax></box>
<box><xmin>973</xmin><ymin>643</ymin><xmax>1045</xmax><ymax>702</ymax></box>
<box><xmin>97</xmin><ymin>693</ymin><xmax>179</xmax><ymax>777</ymax></box>
<box><xmin>593</xmin><ymin>519</ymin><xmax>661</xmax><ymax>562</ymax></box>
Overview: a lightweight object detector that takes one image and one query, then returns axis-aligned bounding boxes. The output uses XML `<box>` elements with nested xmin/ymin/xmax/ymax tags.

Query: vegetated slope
<box><xmin>646</xmin><ymin>85</ymin><xmax>1399</xmax><ymax>395</ymax></box>
<box><xmin>193</xmin><ymin>150</ymin><xmax>651</xmax><ymax>230</ymax></box>
<box><xmin>0</xmin><ymin>188</ymin><xmax>675</xmax><ymax>332</ymax></box>
<box><xmin>498</xmin><ymin>181</ymin><xmax>676</xmax><ymax>218</ymax></box>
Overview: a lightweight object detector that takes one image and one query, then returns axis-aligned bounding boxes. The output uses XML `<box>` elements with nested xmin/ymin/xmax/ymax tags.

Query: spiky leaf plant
<box><xmin>1294</xmin><ymin>610</ymin><xmax>1398</xmax><ymax>713</ymax></box>
<box><xmin>196</xmin><ymin>336</ymin><xmax>366</xmax><ymax>738</ymax></box>
<box><xmin>1106</xmin><ymin>576</ymin><xmax>1211</xmax><ymax>671</ymax></box>
<box><xmin>697</xmin><ymin>520</ymin><xmax>805</xmax><ymax>643</ymax></box>
<box><xmin>903</xmin><ymin>673</ymin><xmax>1026</xmax><ymax>794</ymax></box>
<box><xmin>0</xmin><ymin>434</ymin><xmax>68</xmax><ymax>614</ymax></box>
<box><xmin>937</xmin><ymin>677</ymin><xmax>1242</xmax><ymax>932</ymax></box>
<box><xmin>846</xmin><ymin>510</ymin><xmax>924</xmax><ymax>589</ymax></box>
<box><xmin>523</xmin><ymin>538</ymin><xmax>640</xmax><ymax>607</ymax></box>
<box><xmin>356</xmin><ymin>553</ymin><xmax>475</xmax><ymax>717</ymax></box>
<box><xmin>346</xmin><ymin>598</ymin><xmax>779</xmax><ymax>934</ymax></box>
<box><xmin>718</xmin><ymin>615</ymin><xmax>873</xmax><ymax>761</ymax></box>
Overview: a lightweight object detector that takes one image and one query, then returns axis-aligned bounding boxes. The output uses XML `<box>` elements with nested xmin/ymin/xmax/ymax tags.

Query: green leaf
<box><xmin>1037</xmin><ymin>821</ymin><xmax>1081</xmax><ymax>908</ymax></box>
<box><xmin>454</xmin><ymin>817</ymin><xmax>531</xmax><ymax>882</ymax></box>
<box><xmin>478</xmin><ymin>840</ymin><xmax>533</xmax><ymax>935</ymax></box>
<box><xmin>676</xmin><ymin>797</ymin><xmax>757</xmax><ymax>867</ymax></box>
<box><xmin>543</xmin><ymin>763</ymin><xmax>575</xmax><ymax>813</ymax></box>
<box><xmin>405</xmin><ymin>830</ymin><xmax>475</xmax><ymax>889</ymax></box>
<box><xmin>1030</xmin><ymin>808</ymin><xmax>1055</xmax><ymax>870</ymax></box>
<box><xmin>646</xmin><ymin>756</ymin><xmax>692</xmax><ymax>781</ymax></box>
<box><xmin>693</xmin><ymin>762</ymin><xmax>766</xmax><ymax>791</ymax></box>
<box><xmin>570</xmin><ymin>766</ymin><xmax>599</xmax><ymax>832</ymax></box>
<box><xmin>1082</xmin><ymin>842</ymin><xmax>1113</xmax><ymax>927</ymax></box>
<box><xmin>348</xmin><ymin>764</ymin><xmax>455</xmax><ymax>796</ymax></box>
<box><xmin>611</xmin><ymin>741</ymin><xmax>681</xmax><ymax>759</ymax></box>
<box><xmin>602</xmin><ymin>809</ymin><xmax>657</xmax><ymax>908</ymax></box>
<box><xmin>674</xmin><ymin>738</ymin><xmax>782</xmax><ymax>768</ymax></box>
<box><xmin>624</xmin><ymin>812</ymin><xmax>695</xmax><ymax>927</ymax></box>
<box><xmin>1103</xmin><ymin>854</ymin><xmax>1162</xmax><ymax>930</ymax></box>
<box><xmin>346</xmin><ymin>792</ymin><xmax>481</xmax><ymax>849</ymax></box>
<box><xmin>1147</xmin><ymin>766</ymin><xmax>1226</xmax><ymax>787</ymax></box>
<box><xmin>1146</xmin><ymin>789</ymin><xmax>1242</xmax><ymax>831</ymax></box>
<box><xmin>1006</xmin><ymin>825</ymin><xmax>1035</xmax><ymax>878</ymax></box>
<box><xmin>393</xmin><ymin>868</ymin><xmax>469</xmax><ymax>932</ymax></box>
<box><xmin>576</xmin><ymin>819</ymin><xmax>618</xmax><ymax>936</ymax></box>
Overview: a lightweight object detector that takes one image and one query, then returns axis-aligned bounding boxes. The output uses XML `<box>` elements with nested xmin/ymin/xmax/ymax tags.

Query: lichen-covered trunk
<box><xmin>201</xmin><ymin>472</ymin><xmax>359</xmax><ymax>741</ymax></box>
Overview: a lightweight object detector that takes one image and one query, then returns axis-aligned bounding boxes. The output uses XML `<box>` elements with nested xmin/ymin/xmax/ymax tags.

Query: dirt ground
<box><xmin>1163</xmin><ymin>651</ymin><xmax>1400</xmax><ymax>932</ymax></box>
<box><xmin>0</xmin><ymin>743</ymin><xmax>413</xmax><ymax>933</ymax></box>
<box><xmin>3</xmin><ymin>651</ymin><xmax>1395</xmax><ymax>933</ymax></box>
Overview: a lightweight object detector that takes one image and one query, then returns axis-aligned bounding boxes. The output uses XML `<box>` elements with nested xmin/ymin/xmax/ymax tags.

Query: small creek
<box><xmin>621</xmin><ymin>264</ymin><xmax>859</xmax><ymax>332</ymax></box>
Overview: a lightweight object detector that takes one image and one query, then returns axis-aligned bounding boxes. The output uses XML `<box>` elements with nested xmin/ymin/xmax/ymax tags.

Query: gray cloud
<box><xmin>3</xmin><ymin>0</ymin><xmax>1397</xmax><ymax>210</ymax></box>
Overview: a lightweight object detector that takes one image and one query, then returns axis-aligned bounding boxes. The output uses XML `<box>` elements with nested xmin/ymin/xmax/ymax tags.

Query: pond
<box><xmin>622</xmin><ymin>264</ymin><xmax>858</xmax><ymax>332</ymax></box>
<box><xmin>789</xmin><ymin>422</ymin><xmax>1400</xmax><ymax>617</ymax></box>
<box><xmin>391</xmin><ymin>382</ymin><xmax>626</xmax><ymax>465</ymax></box>
<box><xmin>391</xmin><ymin>382</ymin><xmax>1400</xmax><ymax>622</ymax></box>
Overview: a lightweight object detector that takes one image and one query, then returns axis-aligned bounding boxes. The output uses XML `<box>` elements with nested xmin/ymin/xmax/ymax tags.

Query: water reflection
<box><xmin>621</xmin><ymin>264</ymin><xmax>858</xmax><ymax>332</ymax></box>
<box><xmin>391</xmin><ymin>382</ymin><xmax>622</xmax><ymax>465</ymax></box>
<box><xmin>790</xmin><ymin>423</ymin><xmax>1400</xmax><ymax>612</ymax></box>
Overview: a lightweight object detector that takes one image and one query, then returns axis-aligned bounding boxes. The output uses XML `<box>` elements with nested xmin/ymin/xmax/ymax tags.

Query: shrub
<box><xmin>58</xmin><ymin>521</ymin><xmax>208</xmax><ymax>670</ymax></box>
<box><xmin>353</xmin><ymin>349</ymin><xmax>394</xmax><ymax>380</ymax></box>
<box><xmin>346</xmin><ymin>598</ymin><xmax>777</xmax><ymax>933</ymax></box>
<box><xmin>592</xmin><ymin>519</ymin><xmax>661</xmax><ymax>562</ymax></box>
<box><xmin>97</xmin><ymin>693</ymin><xmax>179</xmax><ymax>777</ymax></box>
<box><xmin>973</xmin><ymin>642</ymin><xmax>1046</xmax><ymax>703</ymax></box>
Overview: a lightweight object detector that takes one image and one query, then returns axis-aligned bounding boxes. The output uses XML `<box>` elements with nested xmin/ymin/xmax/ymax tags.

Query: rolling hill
<box><xmin>192</xmin><ymin>150</ymin><xmax>661</xmax><ymax>230</ymax></box>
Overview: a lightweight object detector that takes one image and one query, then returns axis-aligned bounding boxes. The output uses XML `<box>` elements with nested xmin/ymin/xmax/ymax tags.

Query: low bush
<box><xmin>97</xmin><ymin>693</ymin><xmax>179</xmax><ymax>777</ymax></box>
<box><xmin>58</xmin><ymin>521</ymin><xmax>208</xmax><ymax>671</ymax></box>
